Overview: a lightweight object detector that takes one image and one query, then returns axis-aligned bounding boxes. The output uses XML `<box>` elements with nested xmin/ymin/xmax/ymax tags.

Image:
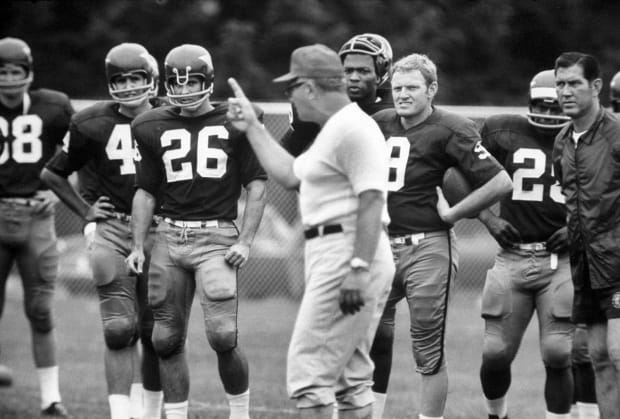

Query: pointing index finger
<box><xmin>227</xmin><ymin>77</ymin><xmax>247</xmax><ymax>99</ymax></box>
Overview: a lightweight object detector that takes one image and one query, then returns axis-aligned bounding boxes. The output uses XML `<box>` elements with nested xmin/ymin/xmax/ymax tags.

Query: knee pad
<box><xmin>482</xmin><ymin>334</ymin><xmax>511</xmax><ymax>370</ymax></box>
<box><xmin>103</xmin><ymin>317</ymin><xmax>138</xmax><ymax>350</ymax></box>
<box><xmin>542</xmin><ymin>334</ymin><xmax>572</xmax><ymax>368</ymax></box>
<box><xmin>151</xmin><ymin>323</ymin><xmax>185</xmax><ymax>359</ymax></box>
<box><xmin>205</xmin><ymin>316</ymin><xmax>237</xmax><ymax>353</ymax></box>
<box><xmin>24</xmin><ymin>294</ymin><xmax>53</xmax><ymax>333</ymax></box>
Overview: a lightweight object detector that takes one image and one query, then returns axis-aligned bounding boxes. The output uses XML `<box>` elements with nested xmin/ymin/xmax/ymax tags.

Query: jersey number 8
<box><xmin>0</xmin><ymin>115</ymin><xmax>43</xmax><ymax>164</ymax></box>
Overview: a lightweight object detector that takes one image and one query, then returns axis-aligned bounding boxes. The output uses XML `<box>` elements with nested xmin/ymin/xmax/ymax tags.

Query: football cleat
<box><xmin>0</xmin><ymin>363</ymin><xmax>13</xmax><ymax>386</ymax></box>
<box><xmin>41</xmin><ymin>401</ymin><xmax>70</xmax><ymax>418</ymax></box>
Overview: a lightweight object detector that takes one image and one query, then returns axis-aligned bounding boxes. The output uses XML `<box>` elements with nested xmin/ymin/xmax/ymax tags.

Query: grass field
<box><xmin>0</xmin><ymin>277</ymin><xmax>547</xmax><ymax>418</ymax></box>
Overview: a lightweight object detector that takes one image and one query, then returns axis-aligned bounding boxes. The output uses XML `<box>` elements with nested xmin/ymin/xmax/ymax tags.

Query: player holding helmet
<box><xmin>126</xmin><ymin>44</ymin><xmax>267</xmax><ymax>419</ymax></box>
<box><xmin>0</xmin><ymin>36</ymin><xmax>73</xmax><ymax>417</ymax></box>
<box><xmin>281</xmin><ymin>33</ymin><xmax>393</xmax><ymax>156</ymax></box>
<box><xmin>476</xmin><ymin>69</ymin><xmax>588</xmax><ymax>419</ymax></box>
<box><xmin>41</xmin><ymin>42</ymin><xmax>164</xmax><ymax>419</ymax></box>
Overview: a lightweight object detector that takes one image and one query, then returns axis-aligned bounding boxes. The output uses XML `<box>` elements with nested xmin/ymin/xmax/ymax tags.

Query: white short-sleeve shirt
<box><xmin>293</xmin><ymin>103</ymin><xmax>390</xmax><ymax>227</ymax></box>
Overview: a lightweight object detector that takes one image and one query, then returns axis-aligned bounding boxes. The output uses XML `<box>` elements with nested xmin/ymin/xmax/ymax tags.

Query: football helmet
<box><xmin>610</xmin><ymin>71</ymin><xmax>620</xmax><ymax>113</ymax></box>
<box><xmin>526</xmin><ymin>69</ymin><xmax>570</xmax><ymax>130</ymax></box>
<box><xmin>164</xmin><ymin>44</ymin><xmax>214</xmax><ymax>108</ymax></box>
<box><xmin>145</xmin><ymin>53</ymin><xmax>159</xmax><ymax>97</ymax></box>
<box><xmin>338</xmin><ymin>33</ymin><xmax>393</xmax><ymax>86</ymax></box>
<box><xmin>105</xmin><ymin>43</ymin><xmax>157</xmax><ymax>105</ymax></box>
<box><xmin>0</xmin><ymin>37</ymin><xmax>33</xmax><ymax>91</ymax></box>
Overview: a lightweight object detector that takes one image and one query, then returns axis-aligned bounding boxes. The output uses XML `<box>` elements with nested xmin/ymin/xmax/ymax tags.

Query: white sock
<box><xmin>546</xmin><ymin>412</ymin><xmax>570</xmax><ymax>419</ymax></box>
<box><xmin>570</xmin><ymin>404</ymin><xmax>579</xmax><ymax>419</ymax></box>
<box><xmin>164</xmin><ymin>400</ymin><xmax>188</xmax><ymax>419</ymax></box>
<box><xmin>486</xmin><ymin>396</ymin><xmax>508</xmax><ymax>418</ymax></box>
<box><xmin>109</xmin><ymin>394</ymin><xmax>130</xmax><ymax>419</ymax></box>
<box><xmin>419</xmin><ymin>415</ymin><xmax>443</xmax><ymax>419</ymax></box>
<box><xmin>37</xmin><ymin>365</ymin><xmax>61</xmax><ymax>409</ymax></box>
<box><xmin>332</xmin><ymin>402</ymin><xmax>338</xmax><ymax>419</ymax></box>
<box><xmin>226</xmin><ymin>389</ymin><xmax>250</xmax><ymax>419</ymax></box>
<box><xmin>129</xmin><ymin>383</ymin><xmax>143</xmax><ymax>418</ymax></box>
<box><xmin>373</xmin><ymin>392</ymin><xmax>387</xmax><ymax>419</ymax></box>
<box><xmin>143</xmin><ymin>389</ymin><xmax>164</xmax><ymax>419</ymax></box>
<box><xmin>577</xmin><ymin>402</ymin><xmax>600</xmax><ymax>419</ymax></box>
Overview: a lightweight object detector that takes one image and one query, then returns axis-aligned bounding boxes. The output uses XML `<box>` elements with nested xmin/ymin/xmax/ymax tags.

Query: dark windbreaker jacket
<box><xmin>553</xmin><ymin>108</ymin><xmax>620</xmax><ymax>290</ymax></box>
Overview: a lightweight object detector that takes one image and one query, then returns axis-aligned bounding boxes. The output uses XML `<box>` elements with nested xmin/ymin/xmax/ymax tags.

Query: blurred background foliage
<box><xmin>4</xmin><ymin>0</ymin><xmax>620</xmax><ymax>105</ymax></box>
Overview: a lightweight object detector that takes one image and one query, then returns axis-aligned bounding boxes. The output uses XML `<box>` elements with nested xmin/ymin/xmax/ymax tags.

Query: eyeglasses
<box><xmin>283</xmin><ymin>79</ymin><xmax>308</xmax><ymax>98</ymax></box>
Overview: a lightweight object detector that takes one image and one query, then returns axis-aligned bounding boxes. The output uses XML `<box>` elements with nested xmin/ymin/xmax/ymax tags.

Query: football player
<box><xmin>0</xmin><ymin>37</ymin><xmax>73</xmax><ymax>417</ymax></box>
<box><xmin>476</xmin><ymin>69</ymin><xmax>585</xmax><ymax>419</ymax></box>
<box><xmin>41</xmin><ymin>42</ymin><xmax>164</xmax><ymax>419</ymax></box>
<box><xmin>370</xmin><ymin>53</ymin><xmax>512</xmax><ymax>419</ymax></box>
<box><xmin>280</xmin><ymin>33</ymin><xmax>393</xmax><ymax>157</ymax></box>
<box><xmin>126</xmin><ymin>44</ymin><xmax>267</xmax><ymax>419</ymax></box>
<box><xmin>610</xmin><ymin>71</ymin><xmax>620</xmax><ymax>113</ymax></box>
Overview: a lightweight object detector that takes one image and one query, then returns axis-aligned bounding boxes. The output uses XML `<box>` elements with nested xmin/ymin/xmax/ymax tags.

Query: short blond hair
<box><xmin>392</xmin><ymin>53</ymin><xmax>437</xmax><ymax>86</ymax></box>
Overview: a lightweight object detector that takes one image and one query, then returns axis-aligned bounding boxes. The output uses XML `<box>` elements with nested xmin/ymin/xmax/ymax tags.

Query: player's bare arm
<box><xmin>339</xmin><ymin>188</ymin><xmax>385</xmax><ymax>315</ymax></box>
<box><xmin>41</xmin><ymin>167</ymin><xmax>115</xmax><ymax>221</ymax></box>
<box><xmin>224</xmin><ymin>179</ymin><xmax>266</xmax><ymax>268</ymax></box>
<box><xmin>125</xmin><ymin>188</ymin><xmax>155</xmax><ymax>274</ymax></box>
<box><xmin>436</xmin><ymin>170</ymin><xmax>512</xmax><ymax>225</ymax></box>
<box><xmin>477</xmin><ymin>207</ymin><xmax>522</xmax><ymax>249</ymax></box>
<box><xmin>227</xmin><ymin>77</ymin><xmax>300</xmax><ymax>190</ymax></box>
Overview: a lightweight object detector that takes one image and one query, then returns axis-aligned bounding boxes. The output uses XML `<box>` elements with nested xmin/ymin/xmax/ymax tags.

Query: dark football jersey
<box><xmin>0</xmin><ymin>89</ymin><xmax>73</xmax><ymax>197</ymax></box>
<box><xmin>45</xmin><ymin>101</ymin><xmax>143</xmax><ymax>214</ymax></box>
<box><xmin>373</xmin><ymin>107</ymin><xmax>503</xmax><ymax>234</ymax></box>
<box><xmin>281</xmin><ymin>95</ymin><xmax>393</xmax><ymax>157</ymax></box>
<box><xmin>481</xmin><ymin>114</ymin><xmax>566</xmax><ymax>242</ymax></box>
<box><xmin>132</xmin><ymin>103</ymin><xmax>267</xmax><ymax>220</ymax></box>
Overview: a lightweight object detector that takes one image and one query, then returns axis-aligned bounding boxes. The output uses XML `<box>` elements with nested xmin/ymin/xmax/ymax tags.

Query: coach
<box><xmin>552</xmin><ymin>51</ymin><xmax>620</xmax><ymax>418</ymax></box>
<box><xmin>227</xmin><ymin>44</ymin><xmax>395</xmax><ymax>419</ymax></box>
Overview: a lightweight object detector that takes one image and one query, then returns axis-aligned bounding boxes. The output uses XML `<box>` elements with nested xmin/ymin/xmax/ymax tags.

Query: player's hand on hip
<box><xmin>225</xmin><ymin>242</ymin><xmax>250</xmax><ymax>268</ymax></box>
<box><xmin>339</xmin><ymin>270</ymin><xmax>370</xmax><ymax>315</ymax></box>
<box><xmin>546</xmin><ymin>226</ymin><xmax>568</xmax><ymax>253</ymax></box>
<box><xmin>485</xmin><ymin>216</ymin><xmax>521</xmax><ymax>249</ymax></box>
<box><xmin>125</xmin><ymin>249</ymin><xmax>145</xmax><ymax>275</ymax></box>
<box><xmin>85</xmin><ymin>196</ymin><xmax>115</xmax><ymax>222</ymax></box>
<box><xmin>435</xmin><ymin>186</ymin><xmax>457</xmax><ymax>224</ymax></box>
<box><xmin>227</xmin><ymin>77</ymin><xmax>259</xmax><ymax>131</ymax></box>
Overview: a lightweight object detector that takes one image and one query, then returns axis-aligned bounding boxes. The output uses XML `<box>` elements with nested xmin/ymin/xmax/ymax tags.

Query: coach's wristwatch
<box><xmin>350</xmin><ymin>257</ymin><xmax>370</xmax><ymax>271</ymax></box>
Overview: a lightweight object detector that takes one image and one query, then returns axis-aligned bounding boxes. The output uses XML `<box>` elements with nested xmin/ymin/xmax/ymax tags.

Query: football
<box><xmin>442</xmin><ymin>166</ymin><xmax>472</xmax><ymax>206</ymax></box>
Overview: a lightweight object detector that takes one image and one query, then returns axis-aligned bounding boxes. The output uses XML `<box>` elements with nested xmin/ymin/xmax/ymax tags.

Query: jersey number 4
<box><xmin>0</xmin><ymin>115</ymin><xmax>43</xmax><ymax>164</ymax></box>
<box><xmin>512</xmin><ymin>148</ymin><xmax>564</xmax><ymax>203</ymax></box>
<box><xmin>161</xmin><ymin>126</ymin><xmax>228</xmax><ymax>183</ymax></box>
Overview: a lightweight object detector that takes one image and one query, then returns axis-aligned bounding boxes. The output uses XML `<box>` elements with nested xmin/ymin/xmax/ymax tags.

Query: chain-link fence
<box><xmin>53</xmin><ymin>102</ymin><xmax>516</xmax><ymax>301</ymax></box>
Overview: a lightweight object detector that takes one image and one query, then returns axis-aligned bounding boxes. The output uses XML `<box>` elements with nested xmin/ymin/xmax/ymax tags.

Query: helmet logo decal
<box><xmin>172</xmin><ymin>66</ymin><xmax>192</xmax><ymax>86</ymax></box>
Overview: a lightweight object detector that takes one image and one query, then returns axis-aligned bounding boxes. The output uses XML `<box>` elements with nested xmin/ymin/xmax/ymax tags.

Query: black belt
<box><xmin>304</xmin><ymin>224</ymin><xmax>343</xmax><ymax>240</ymax></box>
